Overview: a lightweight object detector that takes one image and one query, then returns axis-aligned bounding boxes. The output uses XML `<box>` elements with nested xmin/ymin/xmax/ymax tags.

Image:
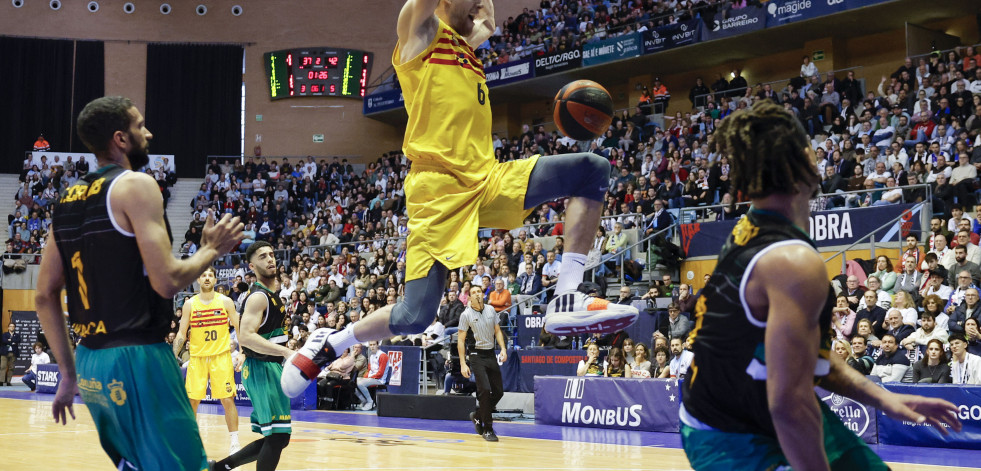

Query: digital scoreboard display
<box><xmin>263</xmin><ymin>48</ymin><xmax>372</xmax><ymax>100</ymax></box>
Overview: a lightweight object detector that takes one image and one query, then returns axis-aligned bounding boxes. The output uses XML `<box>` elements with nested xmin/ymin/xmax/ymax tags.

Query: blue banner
<box><xmin>816</xmin><ymin>386</ymin><xmax>878</xmax><ymax>444</ymax></box>
<box><xmin>681</xmin><ymin>203</ymin><xmax>923</xmax><ymax>258</ymax></box>
<box><xmin>502</xmin><ymin>349</ymin><xmax>583</xmax><ymax>393</ymax></box>
<box><xmin>485</xmin><ymin>58</ymin><xmax>534</xmax><ymax>87</ymax></box>
<box><xmin>765</xmin><ymin>0</ymin><xmax>848</xmax><ymax>28</ymax></box>
<box><xmin>642</xmin><ymin>19</ymin><xmax>701</xmax><ymax>54</ymax></box>
<box><xmin>535</xmin><ymin>376</ymin><xmax>681</xmax><ymax>432</ymax></box>
<box><xmin>701</xmin><ymin>6</ymin><xmax>766</xmax><ymax>41</ymax></box>
<box><xmin>35</xmin><ymin>363</ymin><xmax>61</xmax><ymax>394</ymax></box>
<box><xmin>534</xmin><ymin>48</ymin><xmax>583</xmax><ymax>76</ymax></box>
<box><xmin>363</xmin><ymin>88</ymin><xmax>405</xmax><ymax>115</ymax></box>
<box><xmin>877</xmin><ymin>384</ymin><xmax>981</xmax><ymax>449</ymax></box>
<box><xmin>583</xmin><ymin>32</ymin><xmax>642</xmax><ymax>67</ymax></box>
<box><xmin>379</xmin><ymin>345</ymin><xmax>421</xmax><ymax>395</ymax></box>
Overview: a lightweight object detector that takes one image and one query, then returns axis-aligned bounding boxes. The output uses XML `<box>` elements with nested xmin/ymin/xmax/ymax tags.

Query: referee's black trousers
<box><xmin>470</xmin><ymin>349</ymin><xmax>504</xmax><ymax>429</ymax></box>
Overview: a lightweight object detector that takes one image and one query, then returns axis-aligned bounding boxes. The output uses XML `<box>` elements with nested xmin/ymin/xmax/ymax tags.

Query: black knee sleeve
<box><xmin>389</xmin><ymin>262</ymin><xmax>447</xmax><ymax>335</ymax></box>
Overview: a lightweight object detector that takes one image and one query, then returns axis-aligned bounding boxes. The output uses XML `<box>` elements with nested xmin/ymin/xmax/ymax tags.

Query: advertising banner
<box><xmin>764</xmin><ymin>0</ymin><xmax>848</xmax><ymax>28</ymax></box>
<box><xmin>878</xmin><ymin>384</ymin><xmax>981</xmax><ymax>449</ymax></box>
<box><xmin>681</xmin><ymin>203</ymin><xmax>923</xmax><ymax>258</ymax></box>
<box><xmin>535</xmin><ymin>376</ymin><xmax>681</xmax><ymax>432</ymax></box>
<box><xmin>816</xmin><ymin>386</ymin><xmax>878</xmax><ymax>444</ymax></box>
<box><xmin>485</xmin><ymin>58</ymin><xmax>534</xmax><ymax>87</ymax></box>
<box><xmin>9</xmin><ymin>311</ymin><xmax>40</xmax><ymax>375</ymax></box>
<box><xmin>642</xmin><ymin>20</ymin><xmax>701</xmax><ymax>54</ymax></box>
<box><xmin>363</xmin><ymin>88</ymin><xmax>405</xmax><ymax>115</ymax></box>
<box><xmin>583</xmin><ymin>32</ymin><xmax>642</xmax><ymax>67</ymax></box>
<box><xmin>534</xmin><ymin>48</ymin><xmax>582</xmax><ymax>76</ymax></box>
<box><xmin>379</xmin><ymin>345</ymin><xmax>420</xmax><ymax>394</ymax></box>
<box><xmin>701</xmin><ymin>6</ymin><xmax>766</xmax><ymax>41</ymax></box>
<box><xmin>388</xmin><ymin>350</ymin><xmax>403</xmax><ymax>386</ymax></box>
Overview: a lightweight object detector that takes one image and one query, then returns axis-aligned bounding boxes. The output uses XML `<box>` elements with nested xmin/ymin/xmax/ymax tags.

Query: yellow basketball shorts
<box><xmin>186</xmin><ymin>352</ymin><xmax>236</xmax><ymax>400</ymax></box>
<box><xmin>404</xmin><ymin>155</ymin><xmax>540</xmax><ymax>282</ymax></box>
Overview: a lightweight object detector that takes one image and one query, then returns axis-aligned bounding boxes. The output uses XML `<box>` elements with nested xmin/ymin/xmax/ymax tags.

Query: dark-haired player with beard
<box><xmin>34</xmin><ymin>96</ymin><xmax>243</xmax><ymax>470</ymax></box>
<box><xmin>679</xmin><ymin>101</ymin><xmax>962</xmax><ymax>471</ymax></box>
<box><xmin>211</xmin><ymin>241</ymin><xmax>293</xmax><ymax>471</ymax></box>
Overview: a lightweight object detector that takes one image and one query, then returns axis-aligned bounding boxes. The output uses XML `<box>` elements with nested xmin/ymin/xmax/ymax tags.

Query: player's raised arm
<box><xmin>116</xmin><ymin>175</ymin><xmax>243</xmax><ymax>298</ymax></box>
<box><xmin>396</xmin><ymin>0</ymin><xmax>440</xmax><ymax>62</ymax></box>
<box><xmin>464</xmin><ymin>0</ymin><xmax>495</xmax><ymax>49</ymax></box>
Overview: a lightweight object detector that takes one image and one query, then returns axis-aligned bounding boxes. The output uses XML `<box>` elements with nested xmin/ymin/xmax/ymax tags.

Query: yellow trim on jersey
<box><xmin>187</xmin><ymin>293</ymin><xmax>232</xmax><ymax>357</ymax></box>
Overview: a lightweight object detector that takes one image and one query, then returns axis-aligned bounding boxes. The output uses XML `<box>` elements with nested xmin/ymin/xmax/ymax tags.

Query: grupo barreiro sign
<box><xmin>701</xmin><ymin>6</ymin><xmax>765</xmax><ymax>41</ymax></box>
<box><xmin>534</xmin><ymin>48</ymin><xmax>582</xmax><ymax>76</ymax></box>
<box><xmin>582</xmin><ymin>32</ymin><xmax>642</xmax><ymax>67</ymax></box>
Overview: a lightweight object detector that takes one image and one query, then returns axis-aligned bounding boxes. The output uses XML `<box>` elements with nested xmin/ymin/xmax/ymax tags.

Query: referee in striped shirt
<box><xmin>459</xmin><ymin>285</ymin><xmax>507</xmax><ymax>442</ymax></box>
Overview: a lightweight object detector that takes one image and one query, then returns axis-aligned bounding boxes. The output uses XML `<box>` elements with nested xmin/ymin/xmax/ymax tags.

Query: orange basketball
<box><xmin>552</xmin><ymin>80</ymin><xmax>614</xmax><ymax>141</ymax></box>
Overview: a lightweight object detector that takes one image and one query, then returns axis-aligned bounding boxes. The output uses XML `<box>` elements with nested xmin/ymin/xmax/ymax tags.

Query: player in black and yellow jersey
<box><xmin>282</xmin><ymin>0</ymin><xmax>638</xmax><ymax>397</ymax></box>
<box><xmin>34</xmin><ymin>96</ymin><xmax>243</xmax><ymax>471</ymax></box>
<box><xmin>679</xmin><ymin>101</ymin><xmax>961</xmax><ymax>470</ymax></box>
<box><xmin>174</xmin><ymin>266</ymin><xmax>243</xmax><ymax>455</ymax></box>
<box><xmin>211</xmin><ymin>241</ymin><xmax>293</xmax><ymax>471</ymax></box>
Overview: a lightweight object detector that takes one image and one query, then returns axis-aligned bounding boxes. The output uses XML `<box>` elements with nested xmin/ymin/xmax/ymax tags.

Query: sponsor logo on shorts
<box><xmin>108</xmin><ymin>379</ymin><xmax>127</xmax><ymax>406</ymax></box>
<box><xmin>226</xmin><ymin>382</ymin><xmax>233</xmax><ymax>393</ymax></box>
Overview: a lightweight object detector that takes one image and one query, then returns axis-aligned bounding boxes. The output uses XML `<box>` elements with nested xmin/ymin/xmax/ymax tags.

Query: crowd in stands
<box><xmin>474</xmin><ymin>0</ymin><xmax>754</xmax><ymax>69</ymax></box>
<box><xmin>6</xmin><ymin>150</ymin><xmax>176</xmax><ymax>260</ymax></box>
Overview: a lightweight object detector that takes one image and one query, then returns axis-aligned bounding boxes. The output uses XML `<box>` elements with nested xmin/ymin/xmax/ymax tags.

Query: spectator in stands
<box><xmin>884</xmin><ymin>309</ymin><xmax>915</xmax><ymax>346</ymax></box>
<box><xmin>891</xmin><ymin>291</ymin><xmax>918</xmax><ymax>326</ymax></box>
<box><xmin>949</xmin><ymin>333</ymin><xmax>981</xmax><ymax>385</ymax></box>
<box><xmin>621</xmin><ymin>338</ymin><xmax>635</xmax><ymax>364</ymax></box>
<box><xmin>487</xmin><ymin>278</ymin><xmax>512</xmax><ymax>314</ymax></box>
<box><xmin>869</xmin><ymin>256</ymin><xmax>897</xmax><ymax>294</ymax></box>
<box><xmin>948</xmin><ymin>287</ymin><xmax>980</xmax><ymax>337</ymax></box>
<box><xmin>871</xmin><ymin>334</ymin><xmax>908</xmax><ymax>382</ymax></box>
<box><xmin>855</xmin><ymin>290</ymin><xmax>887</xmax><ymax>339</ymax></box>
<box><xmin>945</xmin><ymin>246</ymin><xmax>980</xmax><ymax>286</ymax></box>
<box><xmin>965</xmin><ymin>318</ymin><xmax>981</xmax><ymax>356</ymax></box>
<box><xmin>603</xmin><ymin>347</ymin><xmax>631</xmax><ymax>378</ymax></box>
<box><xmin>577</xmin><ymin>342</ymin><xmax>603</xmax><ymax>377</ymax></box>
<box><xmin>662</xmin><ymin>302</ymin><xmax>691</xmax><ymax>341</ymax></box>
<box><xmin>668</xmin><ymin>337</ymin><xmax>693</xmax><ymax>379</ymax></box>
<box><xmin>650</xmin><ymin>345</ymin><xmax>670</xmax><ymax>379</ymax></box>
<box><xmin>895</xmin><ymin>256</ymin><xmax>924</xmax><ymax>296</ymax></box>
<box><xmin>316</xmin><ymin>346</ymin><xmax>355</xmax><ymax>409</ymax></box>
<box><xmin>689</xmin><ymin>77</ymin><xmax>710</xmax><ymax>108</ymax></box>
<box><xmin>860</xmin><ymin>276</ymin><xmax>892</xmax><ymax>310</ymax></box>
<box><xmin>540</xmin><ymin>251</ymin><xmax>561</xmax><ymax>294</ymax></box>
<box><xmin>438</xmin><ymin>290</ymin><xmax>465</xmax><ymax>329</ymax></box>
<box><xmin>630</xmin><ymin>342</ymin><xmax>652</xmax><ymax>379</ymax></box>
<box><xmin>842</xmin><ymin>275</ymin><xmax>865</xmax><ymax>311</ymax></box>
<box><xmin>902</xmin><ymin>310</ymin><xmax>949</xmax><ymax>351</ymax></box>
<box><xmin>32</xmin><ymin>134</ymin><xmax>50</xmax><ymax>152</ymax></box>
<box><xmin>354</xmin><ymin>341</ymin><xmax>388</xmax><ymax>411</ymax></box>
<box><xmin>831</xmin><ymin>295</ymin><xmax>856</xmax><ymax>340</ymax></box>
<box><xmin>21</xmin><ymin>341</ymin><xmax>49</xmax><ymax>391</ymax></box>
<box><xmin>847</xmin><ymin>336</ymin><xmax>875</xmax><ymax>375</ymax></box>
<box><xmin>911</xmin><ymin>338</ymin><xmax>951</xmax><ymax>383</ymax></box>
<box><xmin>921</xmin><ymin>267</ymin><xmax>952</xmax><ymax>301</ymax></box>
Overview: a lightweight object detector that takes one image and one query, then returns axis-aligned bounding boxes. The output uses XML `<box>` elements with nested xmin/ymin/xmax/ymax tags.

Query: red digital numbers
<box><xmin>330</xmin><ymin>84</ymin><xmax>336</xmax><ymax>93</ymax></box>
<box><xmin>300</xmin><ymin>84</ymin><xmax>306</xmax><ymax>93</ymax></box>
<box><xmin>363</xmin><ymin>54</ymin><xmax>369</xmax><ymax>64</ymax></box>
<box><xmin>360</xmin><ymin>88</ymin><xmax>365</xmax><ymax>97</ymax></box>
<box><xmin>328</xmin><ymin>56</ymin><xmax>339</xmax><ymax>67</ymax></box>
<box><xmin>301</xmin><ymin>56</ymin><xmax>312</xmax><ymax>67</ymax></box>
<box><xmin>311</xmin><ymin>85</ymin><xmax>321</xmax><ymax>93</ymax></box>
<box><xmin>315</xmin><ymin>57</ymin><xmax>322</xmax><ymax>65</ymax></box>
<box><xmin>286</xmin><ymin>53</ymin><xmax>292</xmax><ymax>66</ymax></box>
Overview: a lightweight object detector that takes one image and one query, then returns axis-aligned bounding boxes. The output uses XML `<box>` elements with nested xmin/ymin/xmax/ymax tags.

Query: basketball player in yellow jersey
<box><xmin>284</xmin><ymin>0</ymin><xmax>638</xmax><ymax>395</ymax></box>
<box><xmin>174</xmin><ymin>266</ymin><xmax>243</xmax><ymax>454</ymax></box>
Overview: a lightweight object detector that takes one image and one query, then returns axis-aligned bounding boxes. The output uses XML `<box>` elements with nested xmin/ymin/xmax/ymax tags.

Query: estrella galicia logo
<box><xmin>564</xmin><ymin>378</ymin><xmax>585</xmax><ymax>399</ymax></box>
<box><xmin>822</xmin><ymin>393</ymin><xmax>870</xmax><ymax>436</ymax></box>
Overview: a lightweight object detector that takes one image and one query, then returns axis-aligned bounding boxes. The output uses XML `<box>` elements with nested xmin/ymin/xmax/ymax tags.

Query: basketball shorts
<box><xmin>242</xmin><ymin>357</ymin><xmax>292</xmax><ymax>436</ymax></box>
<box><xmin>185</xmin><ymin>352</ymin><xmax>236</xmax><ymax>400</ymax></box>
<box><xmin>75</xmin><ymin>342</ymin><xmax>208</xmax><ymax>471</ymax></box>
<box><xmin>680</xmin><ymin>400</ymin><xmax>887</xmax><ymax>470</ymax></box>
<box><xmin>403</xmin><ymin>155</ymin><xmax>540</xmax><ymax>282</ymax></box>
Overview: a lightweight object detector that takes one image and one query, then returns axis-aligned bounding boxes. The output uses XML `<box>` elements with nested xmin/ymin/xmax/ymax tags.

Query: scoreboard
<box><xmin>263</xmin><ymin>47</ymin><xmax>372</xmax><ymax>100</ymax></box>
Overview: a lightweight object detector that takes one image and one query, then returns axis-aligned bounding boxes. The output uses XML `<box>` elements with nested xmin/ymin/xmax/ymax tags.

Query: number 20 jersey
<box><xmin>53</xmin><ymin>164</ymin><xmax>173</xmax><ymax>349</ymax></box>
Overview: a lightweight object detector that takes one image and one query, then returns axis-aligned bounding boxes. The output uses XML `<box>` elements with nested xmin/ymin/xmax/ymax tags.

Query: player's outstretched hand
<box><xmin>52</xmin><ymin>377</ymin><xmax>77</xmax><ymax>425</ymax></box>
<box><xmin>879</xmin><ymin>392</ymin><xmax>962</xmax><ymax>435</ymax></box>
<box><xmin>201</xmin><ymin>209</ymin><xmax>244</xmax><ymax>256</ymax></box>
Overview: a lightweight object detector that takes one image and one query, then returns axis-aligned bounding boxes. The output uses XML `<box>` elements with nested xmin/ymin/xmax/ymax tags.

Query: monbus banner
<box><xmin>680</xmin><ymin>203</ymin><xmax>922</xmax><ymax>258</ymax></box>
<box><xmin>535</xmin><ymin>376</ymin><xmax>680</xmax><ymax>432</ymax></box>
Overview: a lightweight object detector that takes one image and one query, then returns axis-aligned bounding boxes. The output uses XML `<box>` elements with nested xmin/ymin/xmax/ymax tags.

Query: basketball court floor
<box><xmin>0</xmin><ymin>388</ymin><xmax>978</xmax><ymax>470</ymax></box>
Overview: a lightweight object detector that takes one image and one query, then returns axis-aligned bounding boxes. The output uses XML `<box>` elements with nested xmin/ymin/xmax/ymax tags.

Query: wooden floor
<box><xmin>0</xmin><ymin>394</ymin><xmax>975</xmax><ymax>471</ymax></box>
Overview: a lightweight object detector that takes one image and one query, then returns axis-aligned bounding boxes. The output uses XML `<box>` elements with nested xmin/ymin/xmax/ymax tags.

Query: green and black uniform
<box><xmin>241</xmin><ymin>282</ymin><xmax>292</xmax><ymax>436</ymax></box>
<box><xmin>679</xmin><ymin>208</ymin><xmax>885</xmax><ymax>470</ymax></box>
<box><xmin>53</xmin><ymin>164</ymin><xmax>207</xmax><ymax>471</ymax></box>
